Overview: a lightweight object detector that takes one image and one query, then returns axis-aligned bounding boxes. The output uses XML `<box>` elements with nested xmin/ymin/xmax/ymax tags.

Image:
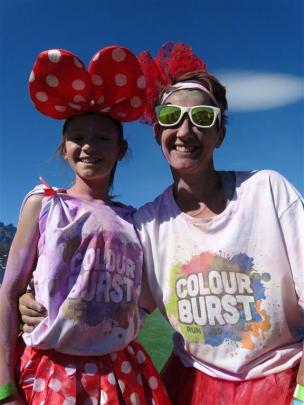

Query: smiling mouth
<box><xmin>78</xmin><ymin>157</ymin><xmax>102</xmax><ymax>164</ymax></box>
<box><xmin>174</xmin><ymin>145</ymin><xmax>198</xmax><ymax>153</ymax></box>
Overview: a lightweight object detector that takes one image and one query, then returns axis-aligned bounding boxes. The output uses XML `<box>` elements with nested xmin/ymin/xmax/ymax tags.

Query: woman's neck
<box><xmin>172</xmin><ymin>168</ymin><xmax>226</xmax><ymax>218</ymax></box>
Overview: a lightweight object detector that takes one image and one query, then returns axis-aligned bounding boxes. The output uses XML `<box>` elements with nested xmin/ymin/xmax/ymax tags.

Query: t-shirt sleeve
<box><xmin>279</xmin><ymin>197</ymin><xmax>304</xmax><ymax>311</ymax></box>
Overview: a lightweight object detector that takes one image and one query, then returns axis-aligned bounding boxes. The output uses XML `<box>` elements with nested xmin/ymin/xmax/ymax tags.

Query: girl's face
<box><xmin>154</xmin><ymin>89</ymin><xmax>225</xmax><ymax>177</ymax></box>
<box><xmin>63</xmin><ymin>114</ymin><xmax>127</xmax><ymax>183</ymax></box>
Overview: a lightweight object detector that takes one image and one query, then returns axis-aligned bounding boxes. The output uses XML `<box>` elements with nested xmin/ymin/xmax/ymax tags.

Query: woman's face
<box><xmin>154</xmin><ymin>89</ymin><xmax>225</xmax><ymax>178</ymax></box>
<box><xmin>63</xmin><ymin>114</ymin><xmax>126</xmax><ymax>183</ymax></box>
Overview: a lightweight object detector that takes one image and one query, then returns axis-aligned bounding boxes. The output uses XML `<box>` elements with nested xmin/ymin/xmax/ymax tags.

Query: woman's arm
<box><xmin>297</xmin><ymin>353</ymin><xmax>304</xmax><ymax>385</ymax></box>
<box><xmin>0</xmin><ymin>195</ymin><xmax>42</xmax><ymax>388</ymax></box>
<box><xmin>138</xmin><ymin>268</ymin><xmax>157</xmax><ymax>314</ymax></box>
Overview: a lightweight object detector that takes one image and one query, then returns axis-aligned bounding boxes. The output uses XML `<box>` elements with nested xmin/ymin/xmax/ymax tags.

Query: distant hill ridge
<box><xmin>0</xmin><ymin>221</ymin><xmax>16</xmax><ymax>247</ymax></box>
<box><xmin>0</xmin><ymin>222</ymin><xmax>16</xmax><ymax>282</ymax></box>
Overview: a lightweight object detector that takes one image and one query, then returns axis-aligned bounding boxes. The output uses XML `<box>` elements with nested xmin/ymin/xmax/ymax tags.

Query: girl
<box><xmin>0</xmin><ymin>46</ymin><xmax>169</xmax><ymax>404</ymax></box>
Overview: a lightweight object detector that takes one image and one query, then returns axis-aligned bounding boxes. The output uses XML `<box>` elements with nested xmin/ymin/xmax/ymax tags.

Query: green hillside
<box><xmin>138</xmin><ymin>310</ymin><xmax>174</xmax><ymax>371</ymax></box>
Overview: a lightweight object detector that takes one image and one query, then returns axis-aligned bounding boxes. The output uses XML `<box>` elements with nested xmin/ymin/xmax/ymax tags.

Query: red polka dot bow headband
<box><xmin>137</xmin><ymin>42</ymin><xmax>207</xmax><ymax>125</ymax></box>
<box><xmin>29</xmin><ymin>46</ymin><xmax>147</xmax><ymax>121</ymax></box>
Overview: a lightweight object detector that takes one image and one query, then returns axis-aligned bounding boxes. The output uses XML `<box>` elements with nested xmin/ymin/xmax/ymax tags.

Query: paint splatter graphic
<box><xmin>166</xmin><ymin>252</ymin><xmax>271</xmax><ymax>349</ymax></box>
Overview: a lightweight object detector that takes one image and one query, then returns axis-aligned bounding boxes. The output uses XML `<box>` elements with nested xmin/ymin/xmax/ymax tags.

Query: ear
<box><xmin>153</xmin><ymin>123</ymin><xmax>162</xmax><ymax>145</ymax></box>
<box><xmin>61</xmin><ymin>145</ymin><xmax>68</xmax><ymax>160</ymax></box>
<box><xmin>118</xmin><ymin>139</ymin><xmax>128</xmax><ymax>160</ymax></box>
<box><xmin>215</xmin><ymin>127</ymin><xmax>226</xmax><ymax>148</ymax></box>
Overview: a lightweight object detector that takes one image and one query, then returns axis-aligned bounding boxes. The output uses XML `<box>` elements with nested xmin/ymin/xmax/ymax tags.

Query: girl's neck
<box><xmin>67</xmin><ymin>177</ymin><xmax>111</xmax><ymax>204</ymax></box>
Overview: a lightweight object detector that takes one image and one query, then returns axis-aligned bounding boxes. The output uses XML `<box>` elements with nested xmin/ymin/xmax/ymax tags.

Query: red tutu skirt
<box><xmin>16</xmin><ymin>340</ymin><xmax>170</xmax><ymax>404</ymax></box>
<box><xmin>161</xmin><ymin>352</ymin><xmax>297</xmax><ymax>405</ymax></box>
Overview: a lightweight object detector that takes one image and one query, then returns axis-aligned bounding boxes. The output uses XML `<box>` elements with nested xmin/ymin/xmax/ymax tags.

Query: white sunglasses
<box><xmin>155</xmin><ymin>104</ymin><xmax>221</xmax><ymax>128</ymax></box>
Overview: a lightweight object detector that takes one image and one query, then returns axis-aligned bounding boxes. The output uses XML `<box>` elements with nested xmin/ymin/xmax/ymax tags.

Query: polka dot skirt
<box><xmin>17</xmin><ymin>341</ymin><xmax>170</xmax><ymax>404</ymax></box>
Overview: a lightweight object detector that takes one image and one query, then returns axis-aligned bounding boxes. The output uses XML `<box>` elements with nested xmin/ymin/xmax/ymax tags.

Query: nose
<box><xmin>81</xmin><ymin>142</ymin><xmax>96</xmax><ymax>152</ymax></box>
<box><xmin>176</xmin><ymin>114</ymin><xmax>193</xmax><ymax>138</ymax></box>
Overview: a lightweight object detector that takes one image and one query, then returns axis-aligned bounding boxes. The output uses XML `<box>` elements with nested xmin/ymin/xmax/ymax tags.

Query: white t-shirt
<box><xmin>134</xmin><ymin>170</ymin><xmax>304</xmax><ymax>380</ymax></box>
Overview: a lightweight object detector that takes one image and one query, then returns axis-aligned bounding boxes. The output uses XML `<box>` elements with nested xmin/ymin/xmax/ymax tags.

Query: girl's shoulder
<box><xmin>22</xmin><ymin>192</ymin><xmax>45</xmax><ymax>211</ymax></box>
<box><xmin>19</xmin><ymin>184</ymin><xmax>66</xmax><ymax>220</ymax></box>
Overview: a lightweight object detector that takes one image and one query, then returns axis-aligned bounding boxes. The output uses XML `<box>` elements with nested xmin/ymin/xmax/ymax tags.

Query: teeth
<box><xmin>175</xmin><ymin>145</ymin><xmax>196</xmax><ymax>152</ymax></box>
<box><xmin>79</xmin><ymin>158</ymin><xmax>100</xmax><ymax>163</ymax></box>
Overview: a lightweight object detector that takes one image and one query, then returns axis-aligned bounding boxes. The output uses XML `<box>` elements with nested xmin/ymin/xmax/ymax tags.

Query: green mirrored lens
<box><xmin>158</xmin><ymin>106</ymin><xmax>181</xmax><ymax>125</ymax></box>
<box><xmin>191</xmin><ymin>107</ymin><xmax>215</xmax><ymax>126</ymax></box>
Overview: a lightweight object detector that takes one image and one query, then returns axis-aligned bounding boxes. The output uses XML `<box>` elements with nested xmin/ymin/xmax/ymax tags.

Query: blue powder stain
<box><xmin>291</xmin><ymin>310</ymin><xmax>304</xmax><ymax>340</ymax></box>
<box><xmin>204</xmin><ymin>326</ymin><xmax>231</xmax><ymax>346</ymax></box>
<box><xmin>204</xmin><ymin>303</ymin><xmax>266</xmax><ymax>347</ymax></box>
<box><xmin>261</xmin><ymin>272</ymin><xmax>271</xmax><ymax>282</ymax></box>
<box><xmin>230</xmin><ymin>253</ymin><xmax>253</xmax><ymax>273</ymax></box>
<box><xmin>250</xmin><ymin>305</ymin><xmax>263</xmax><ymax>322</ymax></box>
<box><xmin>230</xmin><ymin>254</ymin><xmax>270</xmax><ymax>301</ymax></box>
<box><xmin>204</xmin><ymin>324</ymin><xmax>242</xmax><ymax>347</ymax></box>
<box><xmin>204</xmin><ymin>332</ymin><xmax>226</xmax><ymax>346</ymax></box>
<box><xmin>236</xmin><ymin>311</ymin><xmax>247</xmax><ymax>327</ymax></box>
<box><xmin>292</xmin><ymin>325</ymin><xmax>304</xmax><ymax>340</ymax></box>
<box><xmin>230</xmin><ymin>253</ymin><xmax>254</xmax><ymax>273</ymax></box>
<box><xmin>251</xmin><ymin>278</ymin><xmax>266</xmax><ymax>300</ymax></box>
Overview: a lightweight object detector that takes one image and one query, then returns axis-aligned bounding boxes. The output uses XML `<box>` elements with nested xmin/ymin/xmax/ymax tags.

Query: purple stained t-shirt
<box><xmin>22</xmin><ymin>186</ymin><xmax>144</xmax><ymax>356</ymax></box>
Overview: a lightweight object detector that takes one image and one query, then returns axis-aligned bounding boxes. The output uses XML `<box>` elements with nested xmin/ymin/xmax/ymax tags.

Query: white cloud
<box><xmin>216</xmin><ymin>72</ymin><xmax>304</xmax><ymax>112</ymax></box>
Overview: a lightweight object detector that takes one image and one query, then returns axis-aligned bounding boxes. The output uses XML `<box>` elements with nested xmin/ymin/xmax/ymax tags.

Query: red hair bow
<box><xmin>29</xmin><ymin>46</ymin><xmax>147</xmax><ymax>122</ymax></box>
<box><xmin>137</xmin><ymin>42</ymin><xmax>207</xmax><ymax>124</ymax></box>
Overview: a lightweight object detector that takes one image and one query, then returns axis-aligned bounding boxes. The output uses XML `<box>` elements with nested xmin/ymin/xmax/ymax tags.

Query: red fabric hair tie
<box><xmin>137</xmin><ymin>42</ymin><xmax>207</xmax><ymax>125</ymax></box>
<box><xmin>29</xmin><ymin>46</ymin><xmax>146</xmax><ymax>122</ymax></box>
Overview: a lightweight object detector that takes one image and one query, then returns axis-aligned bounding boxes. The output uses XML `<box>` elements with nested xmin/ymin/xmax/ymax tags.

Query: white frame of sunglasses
<box><xmin>155</xmin><ymin>104</ymin><xmax>221</xmax><ymax>128</ymax></box>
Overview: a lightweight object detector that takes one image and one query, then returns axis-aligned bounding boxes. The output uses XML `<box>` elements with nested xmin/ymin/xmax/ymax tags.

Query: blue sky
<box><xmin>1</xmin><ymin>0</ymin><xmax>303</xmax><ymax>226</ymax></box>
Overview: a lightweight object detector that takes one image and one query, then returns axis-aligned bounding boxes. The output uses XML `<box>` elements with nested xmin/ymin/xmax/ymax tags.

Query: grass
<box><xmin>138</xmin><ymin>309</ymin><xmax>174</xmax><ymax>371</ymax></box>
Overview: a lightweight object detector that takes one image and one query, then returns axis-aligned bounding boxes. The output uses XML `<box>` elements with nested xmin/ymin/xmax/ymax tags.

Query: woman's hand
<box><xmin>18</xmin><ymin>292</ymin><xmax>47</xmax><ymax>333</ymax></box>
